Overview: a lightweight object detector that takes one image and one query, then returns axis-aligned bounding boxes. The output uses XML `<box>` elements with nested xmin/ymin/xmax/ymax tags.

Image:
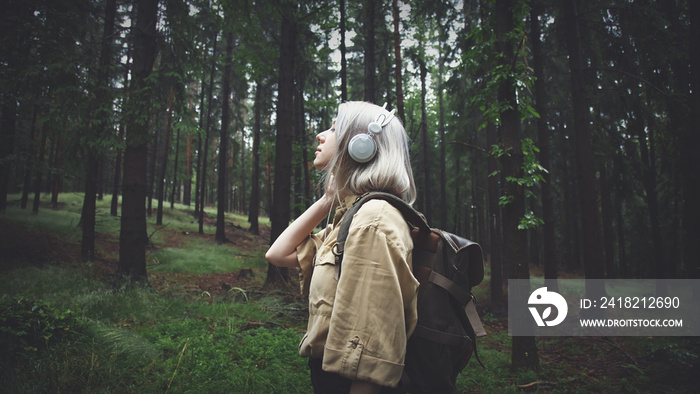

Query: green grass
<box><xmin>1</xmin><ymin>192</ymin><xmax>311</xmax><ymax>393</ymax></box>
<box><xmin>148</xmin><ymin>237</ymin><xmax>267</xmax><ymax>274</ymax></box>
<box><xmin>0</xmin><ymin>261</ymin><xmax>312</xmax><ymax>393</ymax></box>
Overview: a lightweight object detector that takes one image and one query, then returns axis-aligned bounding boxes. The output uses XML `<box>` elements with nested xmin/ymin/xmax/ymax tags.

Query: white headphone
<box><xmin>348</xmin><ymin>104</ymin><xmax>396</xmax><ymax>163</ymax></box>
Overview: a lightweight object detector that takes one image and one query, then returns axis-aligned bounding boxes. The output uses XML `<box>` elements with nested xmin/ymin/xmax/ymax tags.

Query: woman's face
<box><xmin>314</xmin><ymin>123</ymin><xmax>337</xmax><ymax>170</ymax></box>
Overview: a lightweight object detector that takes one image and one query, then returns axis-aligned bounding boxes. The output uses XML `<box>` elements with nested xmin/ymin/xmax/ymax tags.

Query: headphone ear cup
<box><xmin>348</xmin><ymin>134</ymin><xmax>377</xmax><ymax>163</ymax></box>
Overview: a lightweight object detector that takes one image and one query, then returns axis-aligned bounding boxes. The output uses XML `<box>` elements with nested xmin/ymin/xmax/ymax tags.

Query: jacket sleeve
<box><xmin>322</xmin><ymin>220</ymin><xmax>418</xmax><ymax>387</ymax></box>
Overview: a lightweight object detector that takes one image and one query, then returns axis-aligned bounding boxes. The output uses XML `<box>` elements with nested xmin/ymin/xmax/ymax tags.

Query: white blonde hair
<box><xmin>324</xmin><ymin>101</ymin><xmax>416</xmax><ymax>204</ymax></box>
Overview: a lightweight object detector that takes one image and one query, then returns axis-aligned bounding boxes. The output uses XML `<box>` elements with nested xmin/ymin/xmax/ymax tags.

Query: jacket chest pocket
<box><xmin>314</xmin><ymin>245</ymin><xmax>338</xmax><ymax>268</ymax></box>
<box><xmin>308</xmin><ymin>247</ymin><xmax>340</xmax><ymax>314</ymax></box>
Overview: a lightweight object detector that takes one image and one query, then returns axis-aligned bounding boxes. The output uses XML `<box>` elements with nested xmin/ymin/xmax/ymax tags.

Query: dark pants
<box><xmin>308</xmin><ymin>358</ymin><xmax>403</xmax><ymax>394</ymax></box>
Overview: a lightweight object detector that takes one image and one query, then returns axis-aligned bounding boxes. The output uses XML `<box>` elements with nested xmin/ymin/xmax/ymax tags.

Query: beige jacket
<box><xmin>296</xmin><ymin>194</ymin><xmax>419</xmax><ymax>387</ymax></box>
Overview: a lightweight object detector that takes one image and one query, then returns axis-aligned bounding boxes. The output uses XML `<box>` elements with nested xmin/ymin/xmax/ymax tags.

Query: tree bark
<box><xmin>294</xmin><ymin>66</ymin><xmax>309</xmax><ymax>216</ymax></box>
<box><xmin>685</xmin><ymin>0</ymin><xmax>700</xmax><ymax>279</ymax></box>
<box><xmin>486</xmin><ymin>121</ymin><xmax>505</xmax><ymax>309</ymax></box>
<box><xmin>267</xmin><ymin>6</ymin><xmax>297</xmax><ymax>286</ymax></box>
<box><xmin>21</xmin><ymin>108</ymin><xmax>39</xmax><ymax>210</ymax></box>
<box><xmin>363</xmin><ymin>0</ymin><xmax>376</xmax><ymax>103</ymax></box>
<box><xmin>599</xmin><ymin>162</ymin><xmax>615</xmax><ymax>278</ymax></box>
<box><xmin>156</xmin><ymin>87</ymin><xmax>175</xmax><ymax>225</ymax></box>
<box><xmin>340</xmin><ymin>0</ymin><xmax>348</xmax><ymax>102</ymax></box>
<box><xmin>418</xmin><ymin>59</ymin><xmax>432</xmax><ymax>222</ymax></box>
<box><xmin>530</xmin><ymin>2</ymin><xmax>558</xmax><ymax>289</ymax></box>
<box><xmin>635</xmin><ymin>105</ymin><xmax>665</xmax><ymax>290</ymax></box>
<box><xmin>171</xmin><ymin>117</ymin><xmax>181</xmax><ymax>208</ymax></box>
<box><xmin>32</xmin><ymin>125</ymin><xmax>48</xmax><ymax>214</ymax></box>
<box><xmin>199</xmin><ymin>31</ymin><xmax>218</xmax><ymax>234</ymax></box>
<box><xmin>216</xmin><ymin>29</ymin><xmax>234</xmax><ymax>245</ymax></box>
<box><xmin>248</xmin><ymin>78</ymin><xmax>264</xmax><ymax>235</ymax></box>
<box><xmin>51</xmin><ymin>135</ymin><xmax>64</xmax><ymax>208</ymax></box>
<box><xmin>118</xmin><ymin>0</ymin><xmax>159</xmax><ymax>282</ymax></box>
<box><xmin>437</xmin><ymin>36</ymin><xmax>447</xmax><ymax>230</ymax></box>
<box><xmin>391</xmin><ymin>0</ymin><xmax>404</xmax><ymax>120</ymax></box>
<box><xmin>0</xmin><ymin>1</ymin><xmax>32</xmax><ymax>213</ymax></box>
<box><xmin>563</xmin><ymin>0</ymin><xmax>606</xmax><ymax>297</ymax></box>
<box><xmin>495</xmin><ymin>0</ymin><xmax>537</xmax><ymax>369</ymax></box>
<box><xmin>81</xmin><ymin>149</ymin><xmax>99</xmax><ymax>261</ymax></box>
<box><xmin>146</xmin><ymin>115</ymin><xmax>158</xmax><ymax>217</ymax></box>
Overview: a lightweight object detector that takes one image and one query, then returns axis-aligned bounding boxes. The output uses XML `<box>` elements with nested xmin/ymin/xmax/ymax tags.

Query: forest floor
<box><xmin>2</xmin><ymin>200</ymin><xmax>700</xmax><ymax>392</ymax></box>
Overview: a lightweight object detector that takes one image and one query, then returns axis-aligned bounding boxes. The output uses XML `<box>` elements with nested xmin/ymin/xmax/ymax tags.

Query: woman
<box><xmin>266</xmin><ymin>101</ymin><xmax>419</xmax><ymax>393</ymax></box>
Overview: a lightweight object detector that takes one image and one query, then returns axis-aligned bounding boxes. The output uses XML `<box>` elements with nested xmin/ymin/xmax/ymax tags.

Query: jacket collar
<box><xmin>332</xmin><ymin>194</ymin><xmax>360</xmax><ymax>227</ymax></box>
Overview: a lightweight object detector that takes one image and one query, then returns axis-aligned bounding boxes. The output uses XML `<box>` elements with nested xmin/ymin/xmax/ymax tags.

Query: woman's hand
<box><xmin>349</xmin><ymin>380</ymin><xmax>382</xmax><ymax>394</ymax></box>
<box><xmin>321</xmin><ymin>174</ymin><xmax>339</xmax><ymax>209</ymax></box>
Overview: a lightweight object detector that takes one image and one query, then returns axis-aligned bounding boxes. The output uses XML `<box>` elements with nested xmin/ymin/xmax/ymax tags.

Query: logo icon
<box><xmin>528</xmin><ymin>287</ymin><xmax>568</xmax><ymax>327</ymax></box>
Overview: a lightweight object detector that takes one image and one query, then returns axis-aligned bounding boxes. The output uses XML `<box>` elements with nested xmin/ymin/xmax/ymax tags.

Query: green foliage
<box><xmin>513</xmin><ymin>137</ymin><xmax>548</xmax><ymax>189</ymax></box>
<box><xmin>492</xmin><ymin>138</ymin><xmax>548</xmax><ymax>229</ymax></box>
<box><xmin>0</xmin><ymin>295</ymin><xmax>83</xmax><ymax>356</ymax></box>
<box><xmin>518</xmin><ymin>210</ymin><xmax>544</xmax><ymax>230</ymax></box>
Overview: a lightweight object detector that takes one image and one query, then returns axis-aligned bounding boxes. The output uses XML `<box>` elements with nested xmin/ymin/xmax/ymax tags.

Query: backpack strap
<box><xmin>335</xmin><ymin>192</ymin><xmax>429</xmax><ymax>256</ymax></box>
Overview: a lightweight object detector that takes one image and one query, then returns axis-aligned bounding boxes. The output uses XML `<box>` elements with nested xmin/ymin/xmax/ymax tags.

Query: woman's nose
<box><xmin>317</xmin><ymin>131</ymin><xmax>325</xmax><ymax>143</ymax></box>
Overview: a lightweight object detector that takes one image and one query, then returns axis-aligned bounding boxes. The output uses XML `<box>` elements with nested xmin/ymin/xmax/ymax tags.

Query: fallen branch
<box><xmin>148</xmin><ymin>223</ymin><xmax>170</xmax><ymax>241</ymax></box>
<box><xmin>589</xmin><ymin>336</ymin><xmax>638</xmax><ymax>365</ymax></box>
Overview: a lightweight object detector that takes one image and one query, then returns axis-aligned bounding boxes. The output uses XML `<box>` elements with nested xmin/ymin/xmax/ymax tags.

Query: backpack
<box><xmin>335</xmin><ymin>192</ymin><xmax>486</xmax><ymax>394</ymax></box>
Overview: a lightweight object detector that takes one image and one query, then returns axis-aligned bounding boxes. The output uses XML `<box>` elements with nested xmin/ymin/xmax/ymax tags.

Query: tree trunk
<box><xmin>112</xmin><ymin>47</ymin><xmax>132</xmax><ymax>216</ymax></box>
<box><xmin>81</xmin><ymin>150</ymin><xmax>98</xmax><ymax>261</ymax></box>
<box><xmin>171</xmin><ymin>111</ymin><xmax>181</xmax><ymax>209</ymax></box>
<box><xmin>183</xmin><ymin>83</ymin><xmax>195</xmax><ymax>207</ymax></box>
<box><xmin>454</xmin><ymin>155</ymin><xmax>462</xmax><ymax>235</ymax></box>
<box><xmin>530</xmin><ymin>2</ymin><xmax>558</xmax><ymax>289</ymax></box>
<box><xmin>294</xmin><ymin>67</ymin><xmax>309</xmax><ymax>216</ymax></box>
<box><xmin>563</xmin><ymin>0</ymin><xmax>606</xmax><ymax>299</ymax></box>
<box><xmin>156</xmin><ymin>87</ymin><xmax>175</xmax><ymax>225</ymax></box>
<box><xmin>239</xmin><ymin>112</ymin><xmax>247</xmax><ymax>214</ymax></box>
<box><xmin>51</xmin><ymin>135</ymin><xmax>64</xmax><ymax>208</ymax></box>
<box><xmin>146</xmin><ymin>115</ymin><xmax>158</xmax><ymax>217</ymax></box>
<box><xmin>171</xmin><ymin>135</ymin><xmax>180</xmax><ymax>206</ymax></box>
<box><xmin>635</xmin><ymin>106</ymin><xmax>665</xmax><ymax>289</ymax></box>
<box><xmin>118</xmin><ymin>0</ymin><xmax>159</xmax><ymax>283</ymax></box>
<box><xmin>418</xmin><ymin>60</ymin><xmax>432</xmax><ymax>222</ymax></box>
<box><xmin>339</xmin><ymin>0</ymin><xmax>348</xmax><ymax>102</ymax></box>
<box><xmin>685</xmin><ymin>0</ymin><xmax>700</xmax><ymax>279</ymax></box>
<box><xmin>199</xmin><ymin>31</ymin><xmax>218</xmax><ymax>234</ymax></box>
<box><xmin>21</xmin><ymin>108</ymin><xmax>39</xmax><ymax>210</ymax></box>
<box><xmin>267</xmin><ymin>7</ymin><xmax>297</xmax><ymax>286</ymax></box>
<box><xmin>363</xmin><ymin>0</ymin><xmax>376</xmax><ymax>103</ymax></box>
<box><xmin>599</xmin><ymin>162</ymin><xmax>615</xmax><ymax>278</ymax></box>
<box><xmin>248</xmin><ymin>78</ymin><xmax>264</xmax><ymax>235</ymax></box>
<box><xmin>194</xmin><ymin>76</ymin><xmax>206</xmax><ymax>217</ymax></box>
<box><xmin>0</xmin><ymin>1</ymin><xmax>31</xmax><ymax>213</ymax></box>
<box><xmin>437</xmin><ymin>38</ymin><xmax>447</xmax><ymax>230</ymax></box>
<box><xmin>391</xmin><ymin>0</ymin><xmax>404</xmax><ymax>120</ymax></box>
<box><xmin>32</xmin><ymin>125</ymin><xmax>48</xmax><ymax>214</ymax></box>
<box><xmin>111</xmin><ymin>124</ymin><xmax>125</xmax><ymax>216</ymax></box>
<box><xmin>495</xmin><ymin>0</ymin><xmax>537</xmax><ymax>369</ymax></box>
<box><xmin>487</xmin><ymin>121</ymin><xmax>505</xmax><ymax>309</ymax></box>
<box><xmin>216</xmin><ymin>29</ymin><xmax>234</xmax><ymax>245</ymax></box>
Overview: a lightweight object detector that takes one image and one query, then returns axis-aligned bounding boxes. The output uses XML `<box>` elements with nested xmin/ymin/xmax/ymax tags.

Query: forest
<box><xmin>1</xmin><ymin>0</ymin><xmax>700</xmax><ymax>392</ymax></box>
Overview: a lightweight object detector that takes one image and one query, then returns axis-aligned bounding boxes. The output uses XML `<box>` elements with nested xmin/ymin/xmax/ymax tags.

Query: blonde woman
<box><xmin>266</xmin><ymin>101</ymin><xmax>419</xmax><ymax>393</ymax></box>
